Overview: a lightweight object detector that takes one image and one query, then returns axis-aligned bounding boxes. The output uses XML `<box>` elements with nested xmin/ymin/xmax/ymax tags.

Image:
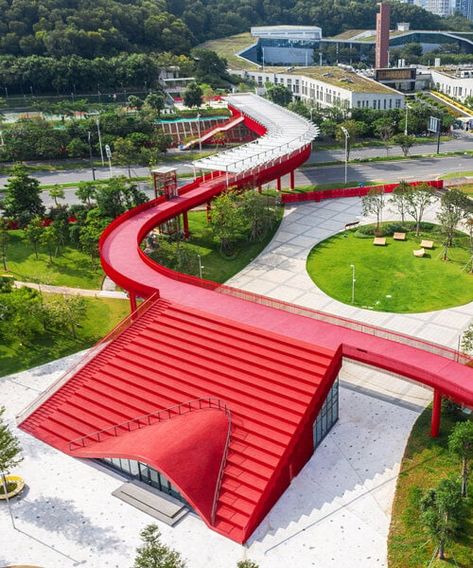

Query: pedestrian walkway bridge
<box><xmin>18</xmin><ymin>93</ymin><xmax>473</xmax><ymax>546</ymax></box>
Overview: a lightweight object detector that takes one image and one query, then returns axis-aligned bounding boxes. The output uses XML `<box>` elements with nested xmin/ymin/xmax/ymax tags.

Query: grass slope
<box><xmin>0</xmin><ymin>296</ymin><xmax>129</xmax><ymax>377</ymax></box>
<box><xmin>180</xmin><ymin>208</ymin><xmax>283</xmax><ymax>283</ymax></box>
<box><xmin>307</xmin><ymin>225</ymin><xmax>473</xmax><ymax>313</ymax></box>
<box><xmin>3</xmin><ymin>230</ymin><xmax>104</xmax><ymax>289</ymax></box>
<box><xmin>388</xmin><ymin>408</ymin><xmax>473</xmax><ymax>567</ymax></box>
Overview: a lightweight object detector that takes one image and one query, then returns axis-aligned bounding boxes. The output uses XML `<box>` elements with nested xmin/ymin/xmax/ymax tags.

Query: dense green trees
<box><xmin>2</xmin><ymin>165</ymin><xmax>45</xmax><ymax>226</ymax></box>
<box><xmin>0</xmin><ymin>0</ymin><xmax>472</xmax><ymax>96</ymax></box>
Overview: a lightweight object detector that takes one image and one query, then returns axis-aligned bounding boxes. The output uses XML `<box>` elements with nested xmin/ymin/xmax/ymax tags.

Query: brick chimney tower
<box><xmin>375</xmin><ymin>2</ymin><xmax>390</xmax><ymax>69</ymax></box>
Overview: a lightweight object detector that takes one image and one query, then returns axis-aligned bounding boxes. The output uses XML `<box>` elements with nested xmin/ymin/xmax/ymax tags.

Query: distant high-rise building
<box><xmin>375</xmin><ymin>3</ymin><xmax>390</xmax><ymax>69</ymax></box>
<box><xmin>456</xmin><ymin>0</ymin><xmax>473</xmax><ymax>20</ymax></box>
<box><xmin>425</xmin><ymin>0</ymin><xmax>453</xmax><ymax>17</ymax></box>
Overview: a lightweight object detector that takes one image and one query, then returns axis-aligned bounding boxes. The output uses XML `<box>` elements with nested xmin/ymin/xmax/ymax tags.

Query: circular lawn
<box><xmin>306</xmin><ymin>224</ymin><xmax>473</xmax><ymax>313</ymax></box>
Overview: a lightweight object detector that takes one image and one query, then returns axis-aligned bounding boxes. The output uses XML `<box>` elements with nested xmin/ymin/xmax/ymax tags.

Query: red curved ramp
<box><xmin>19</xmin><ymin>93</ymin><xmax>473</xmax><ymax>545</ymax></box>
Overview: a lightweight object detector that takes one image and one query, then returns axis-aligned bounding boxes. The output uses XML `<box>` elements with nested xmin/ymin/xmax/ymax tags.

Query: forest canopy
<box><xmin>0</xmin><ymin>0</ymin><xmax>472</xmax><ymax>59</ymax></box>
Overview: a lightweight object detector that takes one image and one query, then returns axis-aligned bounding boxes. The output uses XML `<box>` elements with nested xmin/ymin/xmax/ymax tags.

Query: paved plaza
<box><xmin>0</xmin><ymin>354</ymin><xmax>430</xmax><ymax>568</ymax></box>
<box><xmin>227</xmin><ymin>196</ymin><xmax>473</xmax><ymax>349</ymax></box>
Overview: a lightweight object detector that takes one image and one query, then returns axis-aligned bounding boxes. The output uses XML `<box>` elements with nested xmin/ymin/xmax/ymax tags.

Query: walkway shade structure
<box><xmin>18</xmin><ymin>94</ymin><xmax>473</xmax><ymax>544</ymax></box>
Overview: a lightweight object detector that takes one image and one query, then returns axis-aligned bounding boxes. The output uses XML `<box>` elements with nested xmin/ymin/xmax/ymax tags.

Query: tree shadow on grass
<box><xmin>16</xmin><ymin>495</ymin><xmax>126</xmax><ymax>553</ymax></box>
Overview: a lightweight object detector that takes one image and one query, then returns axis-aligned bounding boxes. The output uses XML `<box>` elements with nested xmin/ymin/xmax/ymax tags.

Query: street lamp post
<box><xmin>96</xmin><ymin>116</ymin><xmax>105</xmax><ymax>166</ymax></box>
<box><xmin>350</xmin><ymin>264</ymin><xmax>356</xmax><ymax>304</ymax></box>
<box><xmin>404</xmin><ymin>103</ymin><xmax>410</xmax><ymax>136</ymax></box>
<box><xmin>341</xmin><ymin>126</ymin><xmax>350</xmax><ymax>185</ymax></box>
<box><xmin>196</xmin><ymin>113</ymin><xmax>202</xmax><ymax>152</ymax></box>
<box><xmin>1</xmin><ymin>471</ymin><xmax>16</xmax><ymax>529</ymax></box>
<box><xmin>87</xmin><ymin>131</ymin><xmax>96</xmax><ymax>180</ymax></box>
<box><xmin>197</xmin><ymin>254</ymin><xmax>204</xmax><ymax>279</ymax></box>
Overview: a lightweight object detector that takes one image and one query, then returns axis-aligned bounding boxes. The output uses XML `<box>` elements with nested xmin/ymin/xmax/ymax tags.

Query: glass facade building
<box><xmin>313</xmin><ymin>379</ymin><xmax>339</xmax><ymax>448</ymax></box>
<box><xmin>100</xmin><ymin>457</ymin><xmax>186</xmax><ymax>503</ymax></box>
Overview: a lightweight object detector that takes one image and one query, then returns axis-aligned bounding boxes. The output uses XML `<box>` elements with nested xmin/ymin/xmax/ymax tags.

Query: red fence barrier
<box><xmin>281</xmin><ymin>179</ymin><xmax>444</xmax><ymax>204</ymax></box>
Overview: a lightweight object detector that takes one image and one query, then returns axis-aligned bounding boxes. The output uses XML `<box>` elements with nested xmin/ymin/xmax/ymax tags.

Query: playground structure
<box><xmin>17</xmin><ymin>94</ymin><xmax>473</xmax><ymax>545</ymax></box>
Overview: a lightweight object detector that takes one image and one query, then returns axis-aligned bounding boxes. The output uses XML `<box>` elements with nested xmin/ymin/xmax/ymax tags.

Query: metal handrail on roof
<box><xmin>68</xmin><ymin>396</ymin><xmax>230</xmax><ymax>451</ymax></box>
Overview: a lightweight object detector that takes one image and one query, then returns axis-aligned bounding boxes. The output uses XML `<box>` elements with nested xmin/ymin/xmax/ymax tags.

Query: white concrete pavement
<box><xmin>227</xmin><ymin>197</ymin><xmax>473</xmax><ymax>349</ymax></box>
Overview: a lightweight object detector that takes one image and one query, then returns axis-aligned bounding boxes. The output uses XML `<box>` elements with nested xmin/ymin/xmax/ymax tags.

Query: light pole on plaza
<box><xmin>350</xmin><ymin>264</ymin><xmax>356</xmax><ymax>305</ymax></box>
<box><xmin>341</xmin><ymin>126</ymin><xmax>350</xmax><ymax>185</ymax></box>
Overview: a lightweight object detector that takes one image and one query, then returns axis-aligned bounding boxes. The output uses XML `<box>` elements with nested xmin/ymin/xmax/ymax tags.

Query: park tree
<box><xmin>183</xmin><ymin>82</ymin><xmax>203</xmax><ymax>109</ymax></box>
<box><xmin>335</xmin><ymin>120</ymin><xmax>365</xmax><ymax>161</ymax></box>
<box><xmin>390</xmin><ymin>180</ymin><xmax>411</xmax><ymax>224</ymax></box>
<box><xmin>134</xmin><ymin>524</ymin><xmax>186</xmax><ymax>568</ymax></box>
<box><xmin>405</xmin><ymin>182</ymin><xmax>436</xmax><ymax>236</ymax></box>
<box><xmin>53</xmin><ymin>295</ymin><xmax>87</xmax><ymax>339</ymax></box>
<box><xmin>76</xmin><ymin>182</ymin><xmax>97</xmax><ymax>207</ymax></box>
<box><xmin>144</xmin><ymin>92</ymin><xmax>166</xmax><ymax>117</ymax></box>
<box><xmin>210</xmin><ymin>191</ymin><xmax>245</xmax><ymax>255</ymax></box>
<box><xmin>0</xmin><ymin>406</ymin><xmax>23</xmax><ymax>486</ymax></box>
<box><xmin>449</xmin><ymin>420</ymin><xmax>473</xmax><ymax>497</ymax></box>
<box><xmin>236</xmin><ymin>561</ymin><xmax>259</xmax><ymax>568</ymax></box>
<box><xmin>420</xmin><ymin>477</ymin><xmax>464</xmax><ymax>560</ymax></box>
<box><xmin>437</xmin><ymin>189</ymin><xmax>471</xmax><ymax>261</ymax></box>
<box><xmin>461</xmin><ymin>323</ymin><xmax>473</xmax><ymax>354</ymax></box>
<box><xmin>362</xmin><ymin>187</ymin><xmax>385</xmax><ymax>232</ymax></box>
<box><xmin>113</xmin><ymin>137</ymin><xmax>138</xmax><ymax>178</ymax></box>
<box><xmin>40</xmin><ymin>223</ymin><xmax>62</xmax><ymax>262</ymax></box>
<box><xmin>393</xmin><ymin>133</ymin><xmax>416</xmax><ymax>157</ymax></box>
<box><xmin>3</xmin><ymin>165</ymin><xmax>45</xmax><ymax>226</ymax></box>
<box><xmin>127</xmin><ymin>95</ymin><xmax>143</xmax><ymax>110</ymax></box>
<box><xmin>240</xmin><ymin>191</ymin><xmax>280</xmax><ymax>242</ymax></box>
<box><xmin>266</xmin><ymin>83</ymin><xmax>292</xmax><ymax>107</ymax></box>
<box><xmin>191</xmin><ymin>48</ymin><xmax>230</xmax><ymax>87</ymax></box>
<box><xmin>79</xmin><ymin>209</ymin><xmax>111</xmax><ymax>263</ymax></box>
<box><xmin>0</xmin><ymin>218</ymin><xmax>10</xmax><ymax>271</ymax></box>
<box><xmin>48</xmin><ymin>184</ymin><xmax>65</xmax><ymax>207</ymax></box>
<box><xmin>374</xmin><ymin>118</ymin><xmax>394</xmax><ymax>157</ymax></box>
<box><xmin>95</xmin><ymin>177</ymin><xmax>148</xmax><ymax>219</ymax></box>
<box><xmin>24</xmin><ymin>216</ymin><xmax>44</xmax><ymax>259</ymax></box>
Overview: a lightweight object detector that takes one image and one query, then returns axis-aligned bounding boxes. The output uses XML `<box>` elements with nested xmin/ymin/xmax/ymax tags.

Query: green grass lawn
<box><xmin>175</xmin><ymin>208</ymin><xmax>283</xmax><ymax>283</ymax></box>
<box><xmin>306</xmin><ymin>225</ymin><xmax>473</xmax><ymax>313</ymax></box>
<box><xmin>4</xmin><ymin>230</ymin><xmax>104</xmax><ymax>289</ymax></box>
<box><xmin>0</xmin><ymin>296</ymin><xmax>129</xmax><ymax>377</ymax></box>
<box><xmin>388</xmin><ymin>408</ymin><xmax>473</xmax><ymax>568</ymax></box>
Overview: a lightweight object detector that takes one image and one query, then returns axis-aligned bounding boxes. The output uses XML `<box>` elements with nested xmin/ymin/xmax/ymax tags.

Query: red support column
<box><xmin>276</xmin><ymin>177</ymin><xmax>282</xmax><ymax>192</ymax></box>
<box><xmin>183</xmin><ymin>211</ymin><xmax>190</xmax><ymax>239</ymax></box>
<box><xmin>290</xmin><ymin>170</ymin><xmax>295</xmax><ymax>190</ymax></box>
<box><xmin>129</xmin><ymin>291</ymin><xmax>137</xmax><ymax>314</ymax></box>
<box><xmin>431</xmin><ymin>389</ymin><xmax>442</xmax><ymax>438</ymax></box>
<box><xmin>206</xmin><ymin>201</ymin><xmax>212</xmax><ymax>223</ymax></box>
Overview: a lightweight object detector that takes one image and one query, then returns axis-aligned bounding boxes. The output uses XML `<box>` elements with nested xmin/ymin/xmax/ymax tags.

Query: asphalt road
<box><xmin>2</xmin><ymin>146</ymin><xmax>473</xmax><ymax>207</ymax></box>
<box><xmin>308</xmin><ymin>133</ymin><xmax>473</xmax><ymax>164</ymax></box>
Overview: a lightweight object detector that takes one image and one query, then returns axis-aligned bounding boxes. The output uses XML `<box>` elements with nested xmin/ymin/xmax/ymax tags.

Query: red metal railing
<box><xmin>281</xmin><ymin>180</ymin><xmax>444</xmax><ymax>203</ymax></box>
<box><xmin>68</xmin><ymin>396</ymin><xmax>230</xmax><ymax>451</ymax></box>
<box><xmin>15</xmin><ymin>292</ymin><xmax>161</xmax><ymax>426</ymax></box>
<box><xmin>211</xmin><ymin>405</ymin><xmax>232</xmax><ymax>526</ymax></box>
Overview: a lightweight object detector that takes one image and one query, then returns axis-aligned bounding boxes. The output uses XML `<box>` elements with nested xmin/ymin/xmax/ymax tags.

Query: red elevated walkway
<box><xmin>182</xmin><ymin>115</ymin><xmax>245</xmax><ymax>149</ymax></box>
<box><xmin>18</xmin><ymin>93</ymin><xmax>473</xmax><ymax>544</ymax></box>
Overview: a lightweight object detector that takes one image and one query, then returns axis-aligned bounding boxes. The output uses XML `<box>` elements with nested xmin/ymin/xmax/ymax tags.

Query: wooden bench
<box><xmin>413</xmin><ymin>248</ymin><xmax>425</xmax><ymax>257</ymax></box>
<box><xmin>421</xmin><ymin>239</ymin><xmax>434</xmax><ymax>249</ymax></box>
<box><xmin>393</xmin><ymin>232</ymin><xmax>406</xmax><ymax>241</ymax></box>
<box><xmin>345</xmin><ymin>220</ymin><xmax>360</xmax><ymax>231</ymax></box>
<box><xmin>373</xmin><ymin>237</ymin><xmax>386</xmax><ymax>246</ymax></box>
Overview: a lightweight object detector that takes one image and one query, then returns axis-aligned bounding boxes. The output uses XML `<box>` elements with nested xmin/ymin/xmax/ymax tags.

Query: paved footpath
<box><xmin>14</xmin><ymin>280</ymin><xmax>127</xmax><ymax>299</ymax></box>
<box><xmin>227</xmin><ymin>197</ymin><xmax>473</xmax><ymax>349</ymax></box>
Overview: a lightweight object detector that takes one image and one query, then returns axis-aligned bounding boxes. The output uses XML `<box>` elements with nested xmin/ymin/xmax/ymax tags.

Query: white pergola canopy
<box><xmin>192</xmin><ymin>93</ymin><xmax>319</xmax><ymax>174</ymax></box>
